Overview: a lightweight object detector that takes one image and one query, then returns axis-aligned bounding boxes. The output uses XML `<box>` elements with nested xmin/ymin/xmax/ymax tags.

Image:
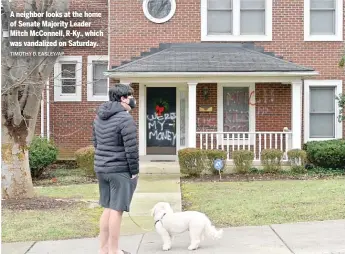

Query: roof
<box><xmin>108</xmin><ymin>43</ymin><xmax>315</xmax><ymax>73</ymax></box>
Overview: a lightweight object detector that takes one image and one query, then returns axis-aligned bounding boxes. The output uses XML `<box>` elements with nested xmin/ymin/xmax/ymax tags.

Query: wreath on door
<box><xmin>155</xmin><ymin>98</ymin><xmax>169</xmax><ymax>116</ymax></box>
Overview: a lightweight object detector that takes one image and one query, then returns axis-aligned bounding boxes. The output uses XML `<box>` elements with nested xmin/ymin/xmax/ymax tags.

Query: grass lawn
<box><xmin>2</xmin><ymin>204</ymin><xmax>102</xmax><ymax>243</ymax></box>
<box><xmin>2</xmin><ymin>166</ymin><xmax>179</xmax><ymax>243</ymax></box>
<box><xmin>3</xmin><ymin>164</ymin><xmax>345</xmax><ymax>243</ymax></box>
<box><xmin>182</xmin><ymin>178</ymin><xmax>345</xmax><ymax>227</ymax></box>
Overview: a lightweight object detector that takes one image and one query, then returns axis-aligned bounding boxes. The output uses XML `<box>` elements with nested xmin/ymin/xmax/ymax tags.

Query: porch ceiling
<box><xmin>106</xmin><ymin>43</ymin><xmax>317</xmax><ymax>77</ymax></box>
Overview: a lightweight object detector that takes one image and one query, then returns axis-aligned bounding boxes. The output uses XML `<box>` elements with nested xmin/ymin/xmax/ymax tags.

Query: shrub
<box><xmin>178</xmin><ymin>148</ymin><xmax>227</xmax><ymax>176</ymax></box>
<box><xmin>29</xmin><ymin>136</ymin><xmax>58</xmax><ymax>178</ymax></box>
<box><xmin>232</xmin><ymin>150</ymin><xmax>254</xmax><ymax>174</ymax></box>
<box><xmin>303</xmin><ymin>139</ymin><xmax>345</xmax><ymax>169</ymax></box>
<box><xmin>261</xmin><ymin>149</ymin><xmax>284</xmax><ymax>173</ymax></box>
<box><xmin>178</xmin><ymin>148</ymin><xmax>205</xmax><ymax>176</ymax></box>
<box><xmin>75</xmin><ymin>146</ymin><xmax>95</xmax><ymax>177</ymax></box>
<box><xmin>287</xmin><ymin>149</ymin><xmax>307</xmax><ymax>173</ymax></box>
<box><xmin>204</xmin><ymin>149</ymin><xmax>227</xmax><ymax>174</ymax></box>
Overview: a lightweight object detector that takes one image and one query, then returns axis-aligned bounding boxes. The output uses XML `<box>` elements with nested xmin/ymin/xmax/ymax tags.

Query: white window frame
<box><xmin>54</xmin><ymin>56</ymin><xmax>82</xmax><ymax>102</ymax></box>
<box><xmin>304</xmin><ymin>0</ymin><xmax>343</xmax><ymax>41</ymax></box>
<box><xmin>201</xmin><ymin>0</ymin><xmax>272</xmax><ymax>42</ymax></box>
<box><xmin>87</xmin><ymin>55</ymin><xmax>109</xmax><ymax>101</ymax></box>
<box><xmin>304</xmin><ymin>80</ymin><xmax>343</xmax><ymax>142</ymax></box>
<box><xmin>217</xmin><ymin>83</ymin><xmax>256</xmax><ymax>145</ymax></box>
<box><xmin>142</xmin><ymin>0</ymin><xmax>176</xmax><ymax>24</ymax></box>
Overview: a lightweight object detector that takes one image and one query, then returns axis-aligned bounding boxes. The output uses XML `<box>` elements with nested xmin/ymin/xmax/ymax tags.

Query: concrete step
<box><xmin>139</xmin><ymin>162</ymin><xmax>180</xmax><ymax>174</ymax></box>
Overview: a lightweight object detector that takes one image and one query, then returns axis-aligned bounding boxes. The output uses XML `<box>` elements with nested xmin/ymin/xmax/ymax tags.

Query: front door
<box><xmin>146</xmin><ymin>87</ymin><xmax>177</xmax><ymax>155</ymax></box>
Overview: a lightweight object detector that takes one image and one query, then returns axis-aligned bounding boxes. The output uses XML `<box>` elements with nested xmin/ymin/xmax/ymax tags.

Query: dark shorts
<box><xmin>96</xmin><ymin>172</ymin><xmax>138</xmax><ymax>212</ymax></box>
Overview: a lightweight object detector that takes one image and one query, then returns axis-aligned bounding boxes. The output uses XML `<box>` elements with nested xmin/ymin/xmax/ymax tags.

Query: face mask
<box><xmin>128</xmin><ymin>98</ymin><xmax>136</xmax><ymax>109</ymax></box>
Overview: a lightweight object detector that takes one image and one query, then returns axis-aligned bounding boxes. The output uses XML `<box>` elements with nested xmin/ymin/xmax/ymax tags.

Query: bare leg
<box><xmin>99</xmin><ymin>208</ymin><xmax>111</xmax><ymax>254</ymax></box>
<box><xmin>108</xmin><ymin>209</ymin><xmax>124</xmax><ymax>254</ymax></box>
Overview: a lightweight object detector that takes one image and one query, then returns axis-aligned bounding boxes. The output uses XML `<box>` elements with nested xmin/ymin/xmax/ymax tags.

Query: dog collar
<box><xmin>154</xmin><ymin>213</ymin><xmax>166</xmax><ymax>227</ymax></box>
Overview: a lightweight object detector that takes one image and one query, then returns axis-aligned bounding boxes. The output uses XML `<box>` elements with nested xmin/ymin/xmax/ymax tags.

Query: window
<box><xmin>217</xmin><ymin>83</ymin><xmax>255</xmax><ymax>142</ymax></box>
<box><xmin>54</xmin><ymin>56</ymin><xmax>82</xmax><ymax>102</ymax></box>
<box><xmin>223</xmin><ymin>87</ymin><xmax>250</xmax><ymax>132</ymax></box>
<box><xmin>240</xmin><ymin>0</ymin><xmax>265</xmax><ymax>35</ymax></box>
<box><xmin>207</xmin><ymin>0</ymin><xmax>232</xmax><ymax>34</ymax></box>
<box><xmin>304</xmin><ymin>80</ymin><xmax>343</xmax><ymax>141</ymax></box>
<box><xmin>61</xmin><ymin>64</ymin><xmax>76</xmax><ymax>94</ymax></box>
<box><xmin>93</xmin><ymin>63</ymin><xmax>108</xmax><ymax>95</ymax></box>
<box><xmin>304</xmin><ymin>0</ymin><xmax>343</xmax><ymax>41</ymax></box>
<box><xmin>201</xmin><ymin>0</ymin><xmax>272</xmax><ymax>41</ymax></box>
<box><xmin>87</xmin><ymin>55</ymin><xmax>109</xmax><ymax>101</ymax></box>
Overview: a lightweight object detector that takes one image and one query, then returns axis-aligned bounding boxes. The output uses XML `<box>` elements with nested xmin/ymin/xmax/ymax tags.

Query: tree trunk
<box><xmin>1</xmin><ymin>122</ymin><xmax>34</xmax><ymax>199</ymax></box>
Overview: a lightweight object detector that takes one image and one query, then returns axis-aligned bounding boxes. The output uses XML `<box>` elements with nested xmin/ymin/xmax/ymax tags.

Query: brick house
<box><xmin>39</xmin><ymin>0</ymin><xmax>344</xmax><ymax>162</ymax></box>
<box><xmin>37</xmin><ymin>0</ymin><xmax>109</xmax><ymax>158</ymax></box>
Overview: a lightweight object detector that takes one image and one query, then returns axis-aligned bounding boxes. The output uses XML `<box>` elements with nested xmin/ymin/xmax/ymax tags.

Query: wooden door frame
<box><xmin>139</xmin><ymin>83</ymin><xmax>185</xmax><ymax>156</ymax></box>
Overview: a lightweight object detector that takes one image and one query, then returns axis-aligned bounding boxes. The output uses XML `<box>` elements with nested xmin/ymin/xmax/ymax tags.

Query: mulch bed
<box><xmin>33</xmin><ymin>161</ymin><xmax>98</xmax><ymax>186</ymax></box>
<box><xmin>181</xmin><ymin>173</ymin><xmax>343</xmax><ymax>183</ymax></box>
<box><xmin>2</xmin><ymin>197</ymin><xmax>80</xmax><ymax>211</ymax></box>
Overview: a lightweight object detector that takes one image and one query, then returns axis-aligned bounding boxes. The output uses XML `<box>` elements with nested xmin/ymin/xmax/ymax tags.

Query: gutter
<box><xmin>105</xmin><ymin>71</ymin><xmax>319</xmax><ymax>79</ymax></box>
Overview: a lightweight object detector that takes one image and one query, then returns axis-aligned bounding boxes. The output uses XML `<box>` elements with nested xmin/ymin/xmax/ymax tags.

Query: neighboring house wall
<box><xmin>35</xmin><ymin>0</ymin><xmax>108</xmax><ymax>158</ymax></box>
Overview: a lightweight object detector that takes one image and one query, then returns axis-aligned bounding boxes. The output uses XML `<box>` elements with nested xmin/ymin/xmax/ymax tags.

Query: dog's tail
<box><xmin>204</xmin><ymin>219</ymin><xmax>223</xmax><ymax>240</ymax></box>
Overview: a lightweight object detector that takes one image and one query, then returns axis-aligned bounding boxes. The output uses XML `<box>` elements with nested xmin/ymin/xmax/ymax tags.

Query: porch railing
<box><xmin>196</xmin><ymin>132</ymin><xmax>293</xmax><ymax>161</ymax></box>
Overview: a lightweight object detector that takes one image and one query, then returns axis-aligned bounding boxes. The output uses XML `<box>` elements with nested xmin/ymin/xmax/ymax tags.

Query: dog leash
<box><xmin>127</xmin><ymin>212</ymin><xmax>153</xmax><ymax>232</ymax></box>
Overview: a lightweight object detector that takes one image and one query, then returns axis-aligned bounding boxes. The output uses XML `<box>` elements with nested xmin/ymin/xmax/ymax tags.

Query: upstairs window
<box><xmin>202</xmin><ymin>0</ymin><xmax>272</xmax><ymax>41</ymax></box>
<box><xmin>304</xmin><ymin>0</ymin><xmax>343</xmax><ymax>41</ymax></box>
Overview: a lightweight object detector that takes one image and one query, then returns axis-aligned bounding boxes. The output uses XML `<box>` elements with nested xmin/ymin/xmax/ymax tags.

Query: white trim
<box><xmin>188</xmin><ymin>83</ymin><xmax>197</xmax><ymax>148</ymax></box>
<box><xmin>142</xmin><ymin>0</ymin><xmax>176</xmax><ymax>24</ymax></box>
<box><xmin>87</xmin><ymin>55</ymin><xmax>109</xmax><ymax>101</ymax></box>
<box><xmin>176</xmin><ymin>89</ymin><xmax>181</xmax><ymax>151</ymax></box>
<box><xmin>46</xmin><ymin>79</ymin><xmax>50</xmax><ymax>140</ymax></box>
<box><xmin>139</xmin><ymin>84</ymin><xmax>146</xmax><ymax>156</ymax></box>
<box><xmin>179</xmin><ymin>88</ymin><xmax>189</xmax><ymax>149</ymax></box>
<box><xmin>201</xmin><ymin>0</ymin><xmax>272</xmax><ymax>41</ymax></box>
<box><xmin>217</xmin><ymin>83</ymin><xmax>256</xmax><ymax>145</ymax></box>
<box><xmin>119</xmin><ymin>77</ymin><xmax>317</xmax><ymax>86</ymax></box>
<box><xmin>107</xmin><ymin>71</ymin><xmax>319</xmax><ymax>79</ymax></box>
<box><xmin>40</xmin><ymin>91</ymin><xmax>44</xmax><ymax>137</ymax></box>
<box><xmin>304</xmin><ymin>0</ymin><xmax>343</xmax><ymax>41</ymax></box>
<box><xmin>54</xmin><ymin>56</ymin><xmax>82</xmax><ymax>102</ymax></box>
<box><xmin>303</xmin><ymin>80</ymin><xmax>343</xmax><ymax>142</ymax></box>
<box><xmin>291</xmin><ymin>80</ymin><xmax>302</xmax><ymax>149</ymax></box>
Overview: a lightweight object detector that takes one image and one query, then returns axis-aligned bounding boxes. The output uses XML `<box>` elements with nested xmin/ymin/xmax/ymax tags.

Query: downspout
<box><xmin>40</xmin><ymin>91</ymin><xmax>44</xmax><ymax>137</ymax></box>
<box><xmin>46</xmin><ymin>79</ymin><xmax>50</xmax><ymax>141</ymax></box>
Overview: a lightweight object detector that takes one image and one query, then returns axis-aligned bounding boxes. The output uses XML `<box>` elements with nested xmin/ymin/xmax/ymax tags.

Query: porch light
<box><xmin>202</xmin><ymin>86</ymin><xmax>209</xmax><ymax>100</ymax></box>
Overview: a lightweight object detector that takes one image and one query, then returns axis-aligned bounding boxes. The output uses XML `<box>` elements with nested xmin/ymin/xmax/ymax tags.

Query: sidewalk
<box><xmin>3</xmin><ymin>219</ymin><xmax>345</xmax><ymax>254</ymax></box>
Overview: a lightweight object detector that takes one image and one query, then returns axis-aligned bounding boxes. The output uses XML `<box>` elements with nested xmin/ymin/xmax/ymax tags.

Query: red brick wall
<box><xmin>35</xmin><ymin>0</ymin><xmax>108</xmax><ymax>158</ymax></box>
<box><xmin>255</xmin><ymin>83</ymin><xmax>291</xmax><ymax>132</ymax></box>
<box><xmin>196</xmin><ymin>84</ymin><xmax>217</xmax><ymax>132</ymax></box>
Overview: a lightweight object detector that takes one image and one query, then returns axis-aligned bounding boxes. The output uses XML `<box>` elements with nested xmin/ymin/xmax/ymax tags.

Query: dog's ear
<box><xmin>163</xmin><ymin>203</ymin><xmax>173</xmax><ymax>213</ymax></box>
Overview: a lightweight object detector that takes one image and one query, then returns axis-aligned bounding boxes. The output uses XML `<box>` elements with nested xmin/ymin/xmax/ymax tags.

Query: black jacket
<box><xmin>92</xmin><ymin>101</ymin><xmax>139</xmax><ymax>175</ymax></box>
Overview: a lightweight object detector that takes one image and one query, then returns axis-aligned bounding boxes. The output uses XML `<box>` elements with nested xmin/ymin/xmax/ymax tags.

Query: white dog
<box><xmin>151</xmin><ymin>202</ymin><xmax>223</xmax><ymax>251</ymax></box>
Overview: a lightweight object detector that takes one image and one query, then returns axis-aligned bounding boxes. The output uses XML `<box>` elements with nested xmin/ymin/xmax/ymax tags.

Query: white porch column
<box><xmin>291</xmin><ymin>80</ymin><xmax>303</xmax><ymax>149</ymax></box>
<box><xmin>188</xmin><ymin>82</ymin><xmax>197</xmax><ymax>148</ymax></box>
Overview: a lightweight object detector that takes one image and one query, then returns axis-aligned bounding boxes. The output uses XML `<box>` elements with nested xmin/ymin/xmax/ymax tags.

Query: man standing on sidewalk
<box><xmin>92</xmin><ymin>84</ymin><xmax>139</xmax><ymax>254</ymax></box>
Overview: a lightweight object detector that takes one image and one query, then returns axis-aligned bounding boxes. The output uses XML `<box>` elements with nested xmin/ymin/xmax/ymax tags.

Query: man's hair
<box><xmin>109</xmin><ymin>84</ymin><xmax>134</xmax><ymax>102</ymax></box>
